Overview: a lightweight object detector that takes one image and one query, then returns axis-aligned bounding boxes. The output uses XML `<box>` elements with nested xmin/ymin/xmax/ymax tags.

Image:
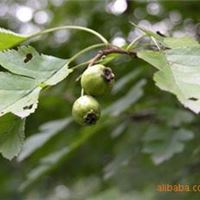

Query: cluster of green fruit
<box><xmin>72</xmin><ymin>64</ymin><xmax>115</xmax><ymax>125</ymax></box>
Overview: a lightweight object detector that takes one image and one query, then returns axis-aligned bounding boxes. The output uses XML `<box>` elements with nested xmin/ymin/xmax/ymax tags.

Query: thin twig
<box><xmin>126</xmin><ymin>34</ymin><xmax>145</xmax><ymax>50</ymax></box>
<box><xmin>88</xmin><ymin>46</ymin><xmax>137</xmax><ymax>66</ymax></box>
<box><xmin>150</xmin><ymin>36</ymin><xmax>161</xmax><ymax>51</ymax></box>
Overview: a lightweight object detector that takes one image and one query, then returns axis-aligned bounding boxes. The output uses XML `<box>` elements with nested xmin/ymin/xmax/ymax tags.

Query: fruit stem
<box><xmin>150</xmin><ymin>36</ymin><xmax>161</xmax><ymax>50</ymax></box>
<box><xmin>126</xmin><ymin>34</ymin><xmax>145</xmax><ymax>50</ymax></box>
<box><xmin>28</xmin><ymin>25</ymin><xmax>109</xmax><ymax>45</ymax></box>
<box><xmin>81</xmin><ymin>88</ymin><xmax>84</xmax><ymax>96</ymax></box>
<box><xmin>70</xmin><ymin>45</ymin><xmax>137</xmax><ymax>70</ymax></box>
<box><xmin>88</xmin><ymin>46</ymin><xmax>137</xmax><ymax>66</ymax></box>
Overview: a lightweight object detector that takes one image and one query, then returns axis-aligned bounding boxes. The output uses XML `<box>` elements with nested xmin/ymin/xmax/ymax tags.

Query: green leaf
<box><xmin>111</xmin><ymin>122</ymin><xmax>128</xmax><ymax>138</ymax></box>
<box><xmin>0</xmin><ymin>27</ymin><xmax>28</xmax><ymax>51</ymax></box>
<box><xmin>0</xmin><ymin>113</ymin><xmax>25</xmax><ymax>160</ymax></box>
<box><xmin>163</xmin><ymin>36</ymin><xmax>199</xmax><ymax>49</ymax></box>
<box><xmin>138</xmin><ymin>45</ymin><xmax>200</xmax><ymax>113</ymax></box>
<box><xmin>158</xmin><ymin>108</ymin><xmax>194</xmax><ymax>127</ymax></box>
<box><xmin>112</xmin><ymin>69</ymin><xmax>142</xmax><ymax>94</ymax></box>
<box><xmin>0</xmin><ymin>46</ymin><xmax>73</xmax><ymax>118</ymax></box>
<box><xmin>20</xmin><ymin>124</ymin><xmax>105</xmax><ymax>191</ymax></box>
<box><xmin>137</xmin><ymin>50</ymin><xmax>167</xmax><ymax>70</ymax></box>
<box><xmin>104</xmin><ymin>79</ymin><xmax>146</xmax><ymax>116</ymax></box>
<box><xmin>17</xmin><ymin>117</ymin><xmax>72</xmax><ymax>162</ymax></box>
<box><xmin>142</xmin><ymin>126</ymin><xmax>194</xmax><ymax>165</ymax></box>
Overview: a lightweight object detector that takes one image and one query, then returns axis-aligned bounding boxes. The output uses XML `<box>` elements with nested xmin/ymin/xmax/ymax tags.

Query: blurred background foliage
<box><xmin>0</xmin><ymin>0</ymin><xmax>200</xmax><ymax>199</ymax></box>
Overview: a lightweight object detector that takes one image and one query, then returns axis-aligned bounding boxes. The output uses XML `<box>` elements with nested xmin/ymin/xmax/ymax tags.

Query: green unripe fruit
<box><xmin>72</xmin><ymin>95</ymin><xmax>101</xmax><ymax>125</ymax></box>
<box><xmin>81</xmin><ymin>64</ymin><xmax>115</xmax><ymax>96</ymax></box>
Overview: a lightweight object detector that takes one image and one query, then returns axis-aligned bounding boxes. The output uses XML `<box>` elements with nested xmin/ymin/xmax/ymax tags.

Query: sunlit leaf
<box><xmin>138</xmin><ymin>45</ymin><xmax>200</xmax><ymax>113</ymax></box>
<box><xmin>163</xmin><ymin>36</ymin><xmax>199</xmax><ymax>48</ymax></box>
<box><xmin>0</xmin><ymin>46</ymin><xmax>73</xmax><ymax>118</ymax></box>
<box><xmin>0</xmin><ymin>27</ymin><xmax>28</xmax><ymax>51</ymax></box>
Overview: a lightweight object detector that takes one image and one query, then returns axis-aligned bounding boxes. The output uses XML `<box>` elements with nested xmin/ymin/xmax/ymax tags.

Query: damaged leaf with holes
<box><xmin>0</xmin><ymin>46</ymin><xmax>73</xmax><ymax>118</ymax></box>
<box><xmin>138</xmin><ymin>37</ymin><xmax>200</xmax><ymax>113</ymax></box>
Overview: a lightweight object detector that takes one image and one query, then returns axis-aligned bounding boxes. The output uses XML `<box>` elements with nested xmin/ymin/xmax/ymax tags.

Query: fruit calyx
<box><xmin>102</xmin><ymin>67</ymin><xmax>115</xmax><ymax>83</ymax></box>
<box><xmin>84</xmin><ymin>110</ymin><xmax>98</xmax><ymax>125</ymax></box>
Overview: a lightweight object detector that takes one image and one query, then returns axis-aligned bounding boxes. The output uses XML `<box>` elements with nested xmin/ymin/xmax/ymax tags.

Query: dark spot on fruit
<box><xmin>23</xmin><ymin>104</ymin><xmax>33</xmax><ymax>110</ymax></box>
<box><xmin>84</xmin><ymin>112</ymin><xmax>97</xmax><ymax>125</ymax></box>
<box><xmin>24</xmin><ymin>53</ymin><xmax>33</xmax><ymax>63</ymax></box>
<box><xmin>102</xmin><ymin>68</ymin><xmax>114</xmax><ymax>83</ymax></box>
<box><xmin>188</xmin><ymin>97</ymin><xmax>198</xmax><ymax>101</ymax></box>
